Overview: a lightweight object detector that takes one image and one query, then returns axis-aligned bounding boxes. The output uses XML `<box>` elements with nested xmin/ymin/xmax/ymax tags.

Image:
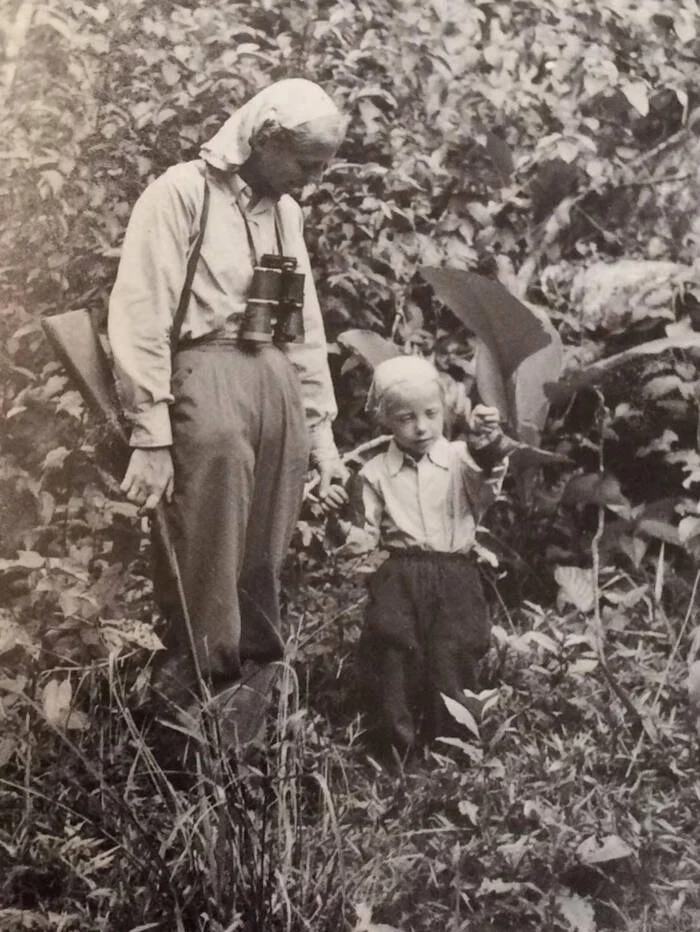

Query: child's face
<box><xmin>383</xmin><ymin>382</ymin><xmax>445</xmax><ymax>456</ymax></box>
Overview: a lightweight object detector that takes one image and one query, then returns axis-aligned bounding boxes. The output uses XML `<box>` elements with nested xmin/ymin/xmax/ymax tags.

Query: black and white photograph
<box><xmin>1</xmin><ymin>1</ymin><xmax>700</xmax><ymax>929</ymax></box>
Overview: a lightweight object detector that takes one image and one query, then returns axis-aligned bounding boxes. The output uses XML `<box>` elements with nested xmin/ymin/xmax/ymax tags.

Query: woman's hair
<box><xmin>272</xmin><ymin>112</ymin><xmax>348</xmax><ymax>154</ymax></box>
<box><xmin>201</xmin><ymin>79</ymin><xmax>346</xmax><ymax>172</ymax></box>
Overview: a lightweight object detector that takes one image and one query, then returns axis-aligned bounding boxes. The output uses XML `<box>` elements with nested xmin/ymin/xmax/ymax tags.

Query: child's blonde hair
<box><xmin>366</xmin><ymin>356</ymin><xmax>445</xmax><ymax>425</ymax></box>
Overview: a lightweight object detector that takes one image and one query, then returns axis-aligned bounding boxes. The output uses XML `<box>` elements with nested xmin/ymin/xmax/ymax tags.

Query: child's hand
<box><xmin>469</xmin><ymin>404</ymin><xmax>503</xmax><ymax>438</ymax></box>
<box><xmin>325</xmin><ymin>513</ymin><xmax>352</xmax><ymax>549</ymax></box>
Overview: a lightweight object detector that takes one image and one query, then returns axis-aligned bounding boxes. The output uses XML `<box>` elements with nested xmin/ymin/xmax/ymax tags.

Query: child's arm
<box><xmin>468</xmin><ymin>404</ymin><xmax>502</xmax><ymax>441</ymax></box>
<box><xmin>466</xmin><ymin>404</ymin><xmax>509</xmax><ymax>473</ymax></box>
<box><xmin>326</xmin><ymin>471</ymin><xmax>383</xmax><ymax>556</ymax></box>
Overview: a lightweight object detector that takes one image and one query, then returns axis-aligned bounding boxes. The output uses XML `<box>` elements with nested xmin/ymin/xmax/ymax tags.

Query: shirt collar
<box><xmin>386</xmin><ymin>435</ymin><xmax>451</xmax><ymax>475</ymax></box>
<box><xmin>228</xmin><ymin>172</ymin><xmax>276</xmax><ymax>215</ymax></box>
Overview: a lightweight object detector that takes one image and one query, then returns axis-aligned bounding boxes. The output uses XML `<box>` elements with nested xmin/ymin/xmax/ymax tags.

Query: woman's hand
<box><xmin>316</xmin><ymin>457</ymin><xmax>350</xmax><ymax>513</ymax></box>
<box><xmin>120</xmin><ymin>447</ymin><xmax>174</xmax><ymax>512</ymax></box>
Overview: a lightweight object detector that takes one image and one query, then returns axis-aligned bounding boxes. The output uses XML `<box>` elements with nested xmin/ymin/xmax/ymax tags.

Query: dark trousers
<box><xmin>358</xmin><ymin>550</ymin><xmax>490</xmax><ymax>754</ymax></box>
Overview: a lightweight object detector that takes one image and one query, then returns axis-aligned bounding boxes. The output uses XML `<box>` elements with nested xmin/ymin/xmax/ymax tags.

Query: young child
<box><xmin>329</xmin><ymin>355</ymin><xmax>504</xmax><ymax>757</ymax></box>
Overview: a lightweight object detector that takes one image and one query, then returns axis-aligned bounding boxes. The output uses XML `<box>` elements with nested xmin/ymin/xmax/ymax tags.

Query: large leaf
<box><xmin>485</xmin><ymin>131</ymin><xmax>514</xmax><ymax>181</ymax></box>
<box><xmin>554</xmin><ymin>891</ymin><xmax>597</xmax><ymax>932</ymax></box>
<box><xmin>576</xmin><ymin>834</ymin><xmax>633</xmax><ymax>865</ymax></box>
<box><xmin>420</xmin><ymin>268</ymin><xmax>553</xmax><ymax>376</ymax></box>
<box><xmin>554</xmin><ymin>565</ymin><xmax>596</xmax><ymax>613</ymax></box>
<box><xmin>0</xmin><ymin>610</ymin><xmax>39</xmax><ymax>658</ymax></box>
<box><xmin>474</xmin><ymin>338</ymin><xmax>511</xmax><ymax>422</ymax></box>
<box><xmin>441</xmin><ymin>693</ymin><xmax>480</xmax><ymax>738</ymax></box>
<box><xmin>41</xmin><ymin>677</ymin><xmax>88</xmax><ymax>730</ymax></box>
<box><xmin>547</xmin><ymin>327</ymin><xmax>700</xmax><ymax>403</ymax></box>
<box><xmin>475</xmin><ymin>314</ymin><xmax>564</xmax><ymax>440</ymax></box>
<box><xmin>354</xmin><ymin>904</ymin><xmax>406</xmax><ymax>932</ymax></box>
<box><xmin>420</xmin><ymin>268</ymin><xmax>560</xmax><ymax>435</ymax></box>
<box><xmin>562</xmin><ymin>473</ymin><xmax>630</xmax><ymax>510</ymax></box>
<box><xmin>511</xmin><ymin>305</ymin><xmax>564</xmax><ymax>443</ymax></box>
<box><xmin>336</xmin><ymin>330</ymin><xmax>400</xmax><ymax>369</ymax></box>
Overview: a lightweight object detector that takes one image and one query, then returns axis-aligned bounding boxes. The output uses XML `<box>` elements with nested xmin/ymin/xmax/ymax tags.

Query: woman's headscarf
<box><xmin>366</xmin><ymin>356</ymin><xmax>443</xmax><ymax>418</ymax></box>
<box><xmin>200</xmin><ymin>78</ymin><xmax>343</xmax><ymax>172</ymax></box>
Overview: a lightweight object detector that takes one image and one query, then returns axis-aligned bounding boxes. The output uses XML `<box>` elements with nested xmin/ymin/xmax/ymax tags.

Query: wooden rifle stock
<box><xmin>41</xmin><ymin>310</ymin><xmax>197</xmax><ymax>670</ymax></box>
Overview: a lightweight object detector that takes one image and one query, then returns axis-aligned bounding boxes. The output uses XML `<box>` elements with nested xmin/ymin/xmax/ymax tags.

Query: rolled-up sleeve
<box><xmin>108</xmin><ymin>170</ymin><xmax>198</xmax><ymax>447</ymax></box>
<box><xmin>282</xmin><ymin>204</ymin><xmax>339</xmax><ymax>464</ymax></box>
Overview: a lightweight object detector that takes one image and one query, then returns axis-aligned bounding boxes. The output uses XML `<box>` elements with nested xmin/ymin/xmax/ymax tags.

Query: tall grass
<box><xmin>0</xmin><ymin>645</ymin><xmax>351</xmax><ymax>932</ymax></box>
<box><xmin>2</xmin><ymin>569</ymin><xmax>700</xmax><ymax>931</ymax></box>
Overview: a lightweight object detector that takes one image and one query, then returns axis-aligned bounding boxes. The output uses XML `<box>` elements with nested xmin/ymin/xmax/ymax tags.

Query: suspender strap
<box><xmin>170</xmin><ymin>176</ymin><xmax>210</xmax><ymax>355</ymax></box>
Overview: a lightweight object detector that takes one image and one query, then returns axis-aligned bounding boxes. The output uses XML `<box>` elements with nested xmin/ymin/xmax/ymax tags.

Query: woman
<box><xmin>108</xmin><ymin>79</ymin><xmax>348</xmax><ymax>731</ymax></box>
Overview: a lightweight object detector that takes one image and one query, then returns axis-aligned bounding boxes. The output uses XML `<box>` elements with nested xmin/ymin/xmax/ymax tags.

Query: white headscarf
<box><xmin>366</xmin><ymin>356</ymin><xmax>442</xmax><ymax>417</ymax></box>
<box><xmin>200</xmin><ymin>78</ymin><xmax>343</xmax><ymax>172</ymax></box>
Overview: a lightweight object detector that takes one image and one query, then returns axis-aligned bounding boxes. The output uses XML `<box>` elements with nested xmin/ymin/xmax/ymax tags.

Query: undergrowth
<box><xmin>1</xmin><ymin>556</ymin><xmax>698</xmax><ymax>932</ymax></box>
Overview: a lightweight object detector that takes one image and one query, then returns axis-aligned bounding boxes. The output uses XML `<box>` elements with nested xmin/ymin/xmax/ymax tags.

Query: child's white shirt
<box><xmin>341</xmin><ymin>435</ymin><xmax>488</xmax><ymax>556</ymax></box>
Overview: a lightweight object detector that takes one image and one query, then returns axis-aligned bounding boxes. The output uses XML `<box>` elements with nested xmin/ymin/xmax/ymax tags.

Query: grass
<box><xmin>1</xmin><ymin>554</ymin><xmax>699</xmax><ymax>932</ymax></box>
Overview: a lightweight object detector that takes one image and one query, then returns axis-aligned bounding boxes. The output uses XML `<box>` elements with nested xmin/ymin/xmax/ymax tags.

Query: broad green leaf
<box><xmin>354</xmin><ymin>902</ymin><xmax>406</xmax><ymax>932</ymax></box>
<box><xmin>337</xmin><ymin>329</ymin><xmax>400</xmax><ymax>369</ymax></box>
<box><xmin>569</xmin><ymin>658</ymin><xmax>598</xmax><ymax>676</ymax></box>
<box><xmin>55</xmin><ymin>390</ymin><xmax>85</xmax><ymax>419</ymax></box>
<box><xmin>554</xmin><ymin>565</ymin><xmax>596</xmax><ymax>614</ymax></box>
<box><xmin>554</xmin><ymin>890</ymin><xmax>597</xmax><ymax>932</ymax></box>
<box><xmin>674</xmin><ymin>16</ymin><xmax>696</xmax><ymax>44</ymax></box>
<box><xmin>634</xmin><ymin>518</ymin><xmax>681</xmax><ymax>546</ymax></box>
<box><xmin>441</xmin><ymin>693</ymin><xmax>480</xmax><ymax>737</ymax></box>
<box><xmin>643</xmin><ymin>376</ymin><xmax>683</xmax><ymax>400</ymax></box>
<box><xmin>562</xmin><ymin>473</ymin><xmax>630</xmax><ymax>510</ymax></box>
<box><xmin>42</xmin><ymin>447</ymin><xmax>71</xmax><ymax>472</ymax></box>
<box><xmin>0</xmin><ymin>551</ymin><xmax>46</xmax><ymax>571</ymax></box>
<box><xmin>66</xmin><ymin>710</ymin><xmax>89</xmax><ymax>731</ymax></box>
<box><xmin>40</xmin><ymin>170</ymin><xmax>65</xmax><ymax>197</ymax></box>
<box><xmin>678</xmin><ymin>516</ymin><xmax>700</xmax><ymax>545</ymax></box>
<box><xmin>576</xmin><ymin>834</ymin><xmax>633</xmax><ymax>865</ymax></box>
<box><xmin>511</xmin><ymin>303</ymin><xmax>564</xmax><ymax>442</ymax></box>
<box><xmin>161</xmin><ymin>61</ymin><xmax>180</xmax><ymax>86</ymax></box>
<box><xmin>458</xmin><ymin>799</ymin><xmax>479</xmax><ymax>824</ymax></box>
<box><xmin>0</xmin><ymin>612</ymin><xmax>39</xmax><ymax>658</ymax></box>
<box><xmin>485</xmin><ymin>131</ymin><xmax>513</xmax><ymax>180</ymax></box>
<box><xmin>0</xmin><ymin>738</ymin><xmax>16</xmax><ymax>767</ymax></box>
<box><xmin>420</xmin><ymin>268</ymin><xmax>552</xmax><ymax>377</ymax></box>
<box><xmin>100</xmin><ymin>619</ymin><xmax>165</xmax><ymax>653</ymax></box>
<box><xmin>621</xmin><ymin>81</ymin><xmax>649</xmax><ymax>116</ymax></box>
<box><xmin>37</xmin><ymin>491</ymin><xmax>56</xmax><ymax>525</ymax></box>
<box><xmin>42</xmin><ymin>677</ymin><xmax>72</xmax><ymax>725</ymax></box>
<box><xmin>474</xmin><ymin>338</ymin><xmax>511</xmax><ymax>423</ymax></box>
<box><xmin>463</xmin><ymin>687</ymin><xmax>499</xmax><ymax>715</ymax></box>
<box><xmin>637</xmin><ymin>430</ymin><xmax>679</xmax><ymax>456</ymax></box>
<box><xmin>523</xmin><ymin>630</ymin><xmax>561</xmax><ymax>654</ymax></box>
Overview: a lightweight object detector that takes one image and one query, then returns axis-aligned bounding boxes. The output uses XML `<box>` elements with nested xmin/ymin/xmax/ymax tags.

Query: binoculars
<box><xmin>240</xmin><ymin>254</ymin><xmax>305</xmax><ymax>345</ymax></box>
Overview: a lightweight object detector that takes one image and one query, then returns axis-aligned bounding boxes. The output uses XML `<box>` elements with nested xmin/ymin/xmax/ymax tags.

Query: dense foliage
<box><xmin>1</xmin><ymin>0</ymin><xmax>700</xmax><ymax>929</ymax></box>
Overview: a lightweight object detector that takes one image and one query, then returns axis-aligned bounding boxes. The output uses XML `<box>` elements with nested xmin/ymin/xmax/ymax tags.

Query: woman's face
<box><xmin>247</xmin><ymin>125</ymin><xmax>338</xmax><ymax>198</ymax></box>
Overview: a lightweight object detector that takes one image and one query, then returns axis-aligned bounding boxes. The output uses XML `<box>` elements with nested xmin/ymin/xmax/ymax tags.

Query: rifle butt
<box><xmin>42</xmin><ymin>309</ymin><xmax>127</xmax><ymax>444</ymax></box>
<box><xmin>43</xmin><ymin>309</ymin><xmax>197</xmax><ymax>671</ymax></box>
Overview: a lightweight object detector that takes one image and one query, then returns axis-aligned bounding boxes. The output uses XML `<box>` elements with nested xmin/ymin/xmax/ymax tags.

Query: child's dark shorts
<box><xmin>357</xmin><ymin>548</ymin><xmax>490</xmax><ymax>755</ymax></box>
